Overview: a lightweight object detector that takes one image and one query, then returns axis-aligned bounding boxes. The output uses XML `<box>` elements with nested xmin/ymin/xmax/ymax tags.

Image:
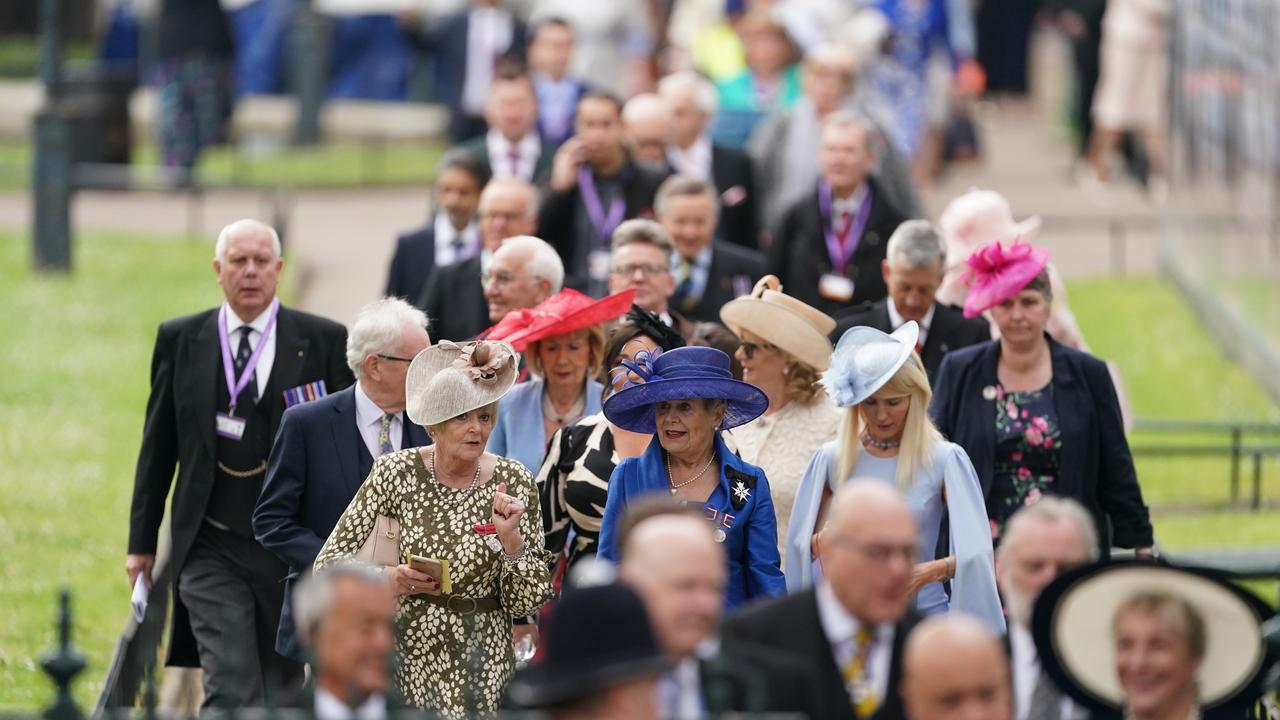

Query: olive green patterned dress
<box><xmin>315</xmin><ymin>448</ymin><xmax>553</xmax><ymax>717</ymax></box>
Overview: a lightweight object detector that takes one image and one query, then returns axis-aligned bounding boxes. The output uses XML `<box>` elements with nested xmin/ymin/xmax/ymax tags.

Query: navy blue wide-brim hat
<box><xmin>603</xmin><ymin>346</ymin><xmax>768</xmax><ymax>434</ymax></box>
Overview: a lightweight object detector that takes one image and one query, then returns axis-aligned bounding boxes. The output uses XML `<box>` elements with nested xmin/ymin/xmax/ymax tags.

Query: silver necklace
<box><xmin>431</xmin><ymin>448</ymin><xmax>481</xmax><ymax>505</ymax></box>
<box><xmin>665</xmin><ymin>451</ymin><xmax>717</xmax><ymax>494</ymax></box>
<box><xmin>542</xmin><ymin>389</ymin><xmax>586</xmax><ymax>426</ymax></box>
<box><xmin>861</xmin><ymin>431</ymin><xmax>901</xmax><ymax>451</ymax></box>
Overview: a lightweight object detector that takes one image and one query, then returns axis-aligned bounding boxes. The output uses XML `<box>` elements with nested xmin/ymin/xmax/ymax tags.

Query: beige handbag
<box><xmin>356</xmin><ymin>514</ymin><xmax>401</xmax><ymax>567</ymax></box>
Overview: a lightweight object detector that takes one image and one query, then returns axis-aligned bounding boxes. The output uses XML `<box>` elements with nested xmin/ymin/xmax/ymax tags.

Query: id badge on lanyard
<box><xmin>215</xmin><ymin>302</ymin><xmax>278</xmax><ymax>441</ymax></box>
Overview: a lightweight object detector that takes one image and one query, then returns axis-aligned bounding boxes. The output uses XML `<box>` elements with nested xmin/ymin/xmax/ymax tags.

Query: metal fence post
<box><xmin>1252</xmin><ymin>451</ymin><xmax>1263</xmax><ymax>511</ymax></box>
<box><xmin>291</xmin><ymin>1</ymin><xmax>331</xmax><ymax>146</ymax></box>
<box><xmin>33</xmin><ymin>0</ymin><xmax>73</xmax><ymax>272</ymax></box>
<box><xmin>1230</xmin><ymin>426</ymin><xmax>1242</xmax><ymax>503</ymax></box>
<box><xmin>42</xmin><ymin>590</ymin><xmax>86</xmax><ymax>720</ymax></box>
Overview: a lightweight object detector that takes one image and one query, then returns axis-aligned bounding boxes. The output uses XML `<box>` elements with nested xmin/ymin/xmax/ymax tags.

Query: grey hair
<box><xmin>654</xmin><ymin>174</ymin><xmax>720</xmax><ymax>219</ymax></box>
<box><xmin>498</xmin><ymin>235</ymin><xmax>564</xmax><ymax>293</ymax></box>
<box><xmin>292</xmin><ymin>561</ymin><xmax>390</xmax><ymax>646</ymax></box>
<box><xmin>611</xmin><ymin>218</ymin><xmax>674</xmax><ymax>264</ymax></box>
<box><xmin>658</xmin><ymin>71</ymin><xmax>719</xmax><ymax>116</ymax></box>
<box><xmin>621</xmin><ymin>92</ymin><xmax>670</xmax><ymax>125</ymax></box>
<box><xmin>479</xmin><ymin>177</ymin><xmax>540</xmax><ymax>219</ymax></box>
<box><xmin>996</xmin><ymin>496</ymin><xmax>1100</xmax><ymax>566</ymax></box>
<box><xmin>346</xmin><ymin>297</ymin><xmax>429</xmax><ymax>379</ymax></box>
<box><xmin>214</xmin><ymin>219</ymin><xmax>282</xmax><ymax>262</ymax></box>
<box><xmin>821</xmin><ymin>109</ymin><xmax>878</xmax><ymax>155</ymax></box>
<box><xmin>886</xmin><ymin>220</ymin><xmax>947</xmax><ymax>271</ymax></box>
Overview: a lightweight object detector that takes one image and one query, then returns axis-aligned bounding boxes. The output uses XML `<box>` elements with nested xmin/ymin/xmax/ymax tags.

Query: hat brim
<box><xmin>496</xmin><ymin>289</ymin><xmax>635</xmax><ymax>352</ymax></box>
<box><xmin>602</xmin><ymin>377</ymin><xmax>769</xmax><ymax>434</ymax></box>
<box><xmin>405</xmin><ymin>342</ymin><xmax>519</xmax><ymax>427</ymax></box>
<box><xmin>720</xmin><ymin>297</ymin><xmax>834</xmax><ymax>371</ymax></box>
<box><xmin>507</xmin><ymin>653</ymin><xmax>673</xmax><ymax>708</ymax></box>
<box><xmin>1031</xmin><ymin>561</ymin><xmax>1271</xmax><ymax>712</ymax></box>
<box><xmin>827</xmin><ymin>322</ymin><xmax>919</xmax><ymax>407</ymax></box>
<box><xmin>962</xmin><ymin>246</ymin><xmax>1050</xmax><ymax>318</ymax></box>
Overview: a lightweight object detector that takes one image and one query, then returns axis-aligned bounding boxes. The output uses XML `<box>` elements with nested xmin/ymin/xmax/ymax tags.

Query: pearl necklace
<box><xmin>431</xmin><ymin>448</ymin><xmax>481</xmax><ymax>506</ymax></box>
<box><xmin>861</xmin><ymin>431</ymin><xmax>901</xmax><ymax>451</ymax></box>
<box><xmin>665</xmin><ymin>451</ymin><xmax>717</xmax><ymax>494</ymax></box>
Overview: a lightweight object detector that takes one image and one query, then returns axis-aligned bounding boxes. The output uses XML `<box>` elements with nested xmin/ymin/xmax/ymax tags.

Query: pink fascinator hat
<box><xmin>962</xmin><ymin>241</ymin><xmax>1050</xmax><ymax>318</ymax></box>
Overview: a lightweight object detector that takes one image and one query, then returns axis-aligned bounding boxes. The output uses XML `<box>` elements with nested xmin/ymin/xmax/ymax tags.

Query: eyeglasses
<box><xmin>738</xmin><ymin>341</ymin><xmax>779</xmax><ymax>359</ymax></box>
<box><xmin>481</xmin><ymin>271</ymin><xmax>519</xmax><ymax>288</ymax></box>
<box><xmin>611</xmin><ymin>263</ymin><xmax>668</xmax><ymax>277</ymax></box>
<box><xmin>827</xmin><ymin>536</ymin><xmax>917</xmax><ymax>566</ymax></box>
<box><xmin>480</xmin><ymin>210</ymin><xmax>528</xmax><ymax>223</ymax></box>
<box><xmin>376</xmin><ymin>354</ymin><xmax>414</xmax><ymax>363</ymax></box>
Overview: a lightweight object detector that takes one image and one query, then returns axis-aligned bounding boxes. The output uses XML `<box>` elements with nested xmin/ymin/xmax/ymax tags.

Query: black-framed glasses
<box><xmin>376</xmin><ymin>354</ymin><xmax>414</xmax><ymax>363</ymax></box>
<box><xmin>738</xmin><ymin>341</ymin><xmax>778</xmax><ymax>359</ymax></box>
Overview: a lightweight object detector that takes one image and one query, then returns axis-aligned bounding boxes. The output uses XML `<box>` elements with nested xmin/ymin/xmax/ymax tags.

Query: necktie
<box><xmin>236</xmin><ymin>326</ymin><xmax>257</xmax><ymax>402</ymax></box>
<box><xmin>450</xmin><ymin>232</ymin><xmax>466</xmax><ymax>261</ymax></box>
<box><xmin>1028</xmin><ymin>668</ymin><xmax>1062</xmax><ymax>720</ymax></box>
<box><xmin>508</xmin><ymin>146</ymin><xmax>521</xmax><ymax>177</ymax></box>
<box><xmin>378</xmin><ymin>414</ymin><xmax>394</xmax><ymax>456</ymax></box>
<box><xmin>840</xmin><ymin>210</ymin><xmax>854</xmax><ymax>240</ymax></box>
<box><xmin>673</xmin><ymin>258</ymin><xmax>698</xmax><ymax>311</ymax></box>
<box><xmin>843</xmin><ymin>626</ymin><xmax>880</xmax><ymax>718</ymax></box>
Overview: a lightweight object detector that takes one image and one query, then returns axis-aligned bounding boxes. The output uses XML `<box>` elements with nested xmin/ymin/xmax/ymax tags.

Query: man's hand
<box><xmin>126</xmin><ymin>554</ymin><xmax>155</xmax><ymax>588</ymax></box>
<box><xmin>549</xmin><ymin>138</ymin><xmax>587</xmax><ymax>192</ymax></box>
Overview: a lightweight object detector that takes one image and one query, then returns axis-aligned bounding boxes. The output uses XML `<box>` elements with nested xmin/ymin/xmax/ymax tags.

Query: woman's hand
<box><xmin>384</xmin><ymin>564</ymin><xmax>441</xmax><ymax>597</ymax></box>
<box><xmin>492</xmin><ymin>482</ymin><xmax>526</xmax><ymax>554</ymax></box>
<box><xmin>906</xmin><ymin>557</ymin><xmax>955</xmax><ymax>598</ymax></box>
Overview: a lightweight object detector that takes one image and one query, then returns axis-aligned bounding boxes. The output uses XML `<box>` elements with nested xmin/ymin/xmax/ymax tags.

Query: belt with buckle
<box><xmin>419</xmin><ymin>593</ymin><xmax>500</xmax><ymax>615</ymax></box>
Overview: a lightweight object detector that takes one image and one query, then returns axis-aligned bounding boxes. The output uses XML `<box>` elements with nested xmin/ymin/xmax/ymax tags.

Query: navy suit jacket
<box><xmin>253</xmin><ymin>384</ymin><xmax>430</xmax><ymax>659</ymax></box>
<box><xmin>384</xmin><ymin>223</ymin><xmax>435</xmax><ymax>303</ymax></box>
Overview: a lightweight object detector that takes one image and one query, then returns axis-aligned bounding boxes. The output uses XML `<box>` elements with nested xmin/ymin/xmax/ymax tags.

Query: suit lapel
<box><xmin>972</xmin><ymin>343</ymin><xmax>1001</xmax><ymax>495</ymax></box>
<box><xmin>921</xmin><ymin>304</ymin><xmax>952</xmax><ymax>371</ymax></box>
<box><xmin>1049</xmin><ymin>340</ymin><xmax>1086</xmax><ymax>498</ymax></box>
<box><xmin>189</xmin><ymin>310</ymin><xmax>222</xmax><ymax>459</ymax></box>
<box><xmin>328</xmin><ymin>386</ymin><xmax>365</xmax><ymax>498</ymax></box>
<box><xmin>268</xmin><ymin>308</ymin><xmax>310</xmax><ymax>434</ymax></box>
<box><xmin>402</xmin><ymin>415</ymin><xmax>431</xmax><ymax>449</ymax></box>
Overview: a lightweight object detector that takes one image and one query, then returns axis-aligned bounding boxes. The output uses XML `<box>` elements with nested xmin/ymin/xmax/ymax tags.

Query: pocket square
<box><xmin>720</xmin><ymin>185</ymin><xmax>747</xmax><ymax>207</ymax></box>
<box><xmin>283</xmin><ymin>380</ymin><xmax>328</xmax><ymax>408</ymax></box>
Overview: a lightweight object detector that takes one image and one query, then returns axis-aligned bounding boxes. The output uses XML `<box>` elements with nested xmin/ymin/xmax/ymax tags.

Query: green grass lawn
<box><xmin>1</xmin><ymin>242</ymin><xmax>1277</xmax><ymax>708</ymax></box>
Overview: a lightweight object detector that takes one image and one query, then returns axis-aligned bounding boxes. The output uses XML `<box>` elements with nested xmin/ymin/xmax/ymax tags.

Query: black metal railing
<box><xmin>1130</xmin><ymin>417</ymin><xmax>1280</xmax><ymax>510</ymax></box>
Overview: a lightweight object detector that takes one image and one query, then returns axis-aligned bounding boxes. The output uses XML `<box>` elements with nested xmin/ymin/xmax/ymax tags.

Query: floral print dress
<box><xmin>315</xmin><ymin>448</ymin><xmax>553</xmax><ymax>717</ymax></box>
<box><xmin>989</xmin><ymin>383</ymin><xmax>1062</xmax><ymax>541</ymax></box>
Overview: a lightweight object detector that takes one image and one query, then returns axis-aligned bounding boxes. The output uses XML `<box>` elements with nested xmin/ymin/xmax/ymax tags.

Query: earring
<box><xmin>783</xmin><ymin>365</ymin><xmax>792</xmax><ymax>376</ymax></box>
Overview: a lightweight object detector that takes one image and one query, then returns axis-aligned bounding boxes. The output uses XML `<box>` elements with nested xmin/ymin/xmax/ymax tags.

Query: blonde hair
<box><xmin>784</xmin><ymin>356</ymin><xmax>823</xmax><ymax>404</ymax></box>
<box><xmin>834</xmin><ymin>353</ymin><xmax>941</xmax><ymax>490</ymax></box>
<box><xmin>524</xmin><ymin>326</ymin><xmax>606</xmax><ymax>380</ymax></box>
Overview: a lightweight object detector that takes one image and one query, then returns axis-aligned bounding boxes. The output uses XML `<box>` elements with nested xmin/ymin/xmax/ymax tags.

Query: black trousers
<box><xmin>178</xmin><ymin>523</ymin><xmax>302</xmax><ymax>708</ymax></box>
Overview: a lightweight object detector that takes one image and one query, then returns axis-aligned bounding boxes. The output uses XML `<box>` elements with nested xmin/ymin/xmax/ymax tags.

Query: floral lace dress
<box><xmin>989</xmin><ymin>383</ymin><xmax>1062</xmax><ymax>541</ymax></box>
<box><xmin>315</xmin><ymin>448</ymin><xmax>553</xmax><ymax>717</ymax></box>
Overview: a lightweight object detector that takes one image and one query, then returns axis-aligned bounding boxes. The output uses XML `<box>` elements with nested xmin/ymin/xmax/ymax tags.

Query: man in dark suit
<box><xmin>606</xmin><ymin>218</ymin><xmax>698</xmax><ymax>338</ymax></box>
<box><xmin>900</xmin><ymin>615</ymin><xmax>1014</xmax><ymax>720</ymax></box>
<box><xmin>253</xmin><ymin>298</ymin><xmax>431</xmax><ymax>661</ymax></box>
<box><xmin>657</xmin><ymin>175</ymin><xmax>765</xmax><ymax>324</ymax></box>
<box><xmin>419</xmin><ymin>177</ymin><xmax>539</xmax><ymax>341</ymax></box>
<box><xmin>721</xmin><ymin>480</ymin><xmax>922</xmax><ymax>720</ymax></box>
<box><xmin>383</xmin><ymin>150</ymin><xmax>487</xmax><ymax>304</ymax></box>
<box><xmin>538</xmin><ymin>91</ymin><xmax>668</xmax><ymax>297</ymax></box>
<box><xmin>454</xmin><ymin>66</ymin><xmax>553</xmax><ymax>185</ymax></box>
<box><xmin>617</xmin><ymin>503</ymin><xmax>821</xmax><ymax>718</ymax></box>
<box><xmin>403</xmin><ymin>0</ymin><xmax>527</xmax><ymax>142</ymax></box>
<box><xmin>527</xmin><ymin>16</ymin><xmax>590</xmax><ymax>150</ymax></box>
<box><xmin>659</xmin><ymin>71</ymin><xmax>760</xmax><ymax>249</ymax></box>
<box><xmin>126</xmin><ymin>219</ymin><xmax>354</xmax><ymax>707</ymax></box>
<box><xmin>831</xmin><ymin>220</ymin><xmax>990</xmax><ymax>381</ymax></box>
<box><xmin>769</xmin><ymin>110</ymin><xmax>908</xmax><ymax>317</ymax></box>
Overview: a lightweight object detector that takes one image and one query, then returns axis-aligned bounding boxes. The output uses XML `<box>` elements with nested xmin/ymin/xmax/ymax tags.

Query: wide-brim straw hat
<box><xmin>720</xmin><ymin>275</ymin><xmax>836</xmax><ymax>371</ymax></box>
<box><xmin>938</xmin><ymin>188</ymin><xmax>1042</xmax><ymax>256</ymax></box>
<box><xmin>405</xmin><ymin>340</ymin><xmax>519</xmax><ymax>427</ymax></box>
<box><xmin>961</xmin><ymin>240</ymin><xmax>1050</xmax><ymax>318</ymax></box>
<box><xmin>486</xmin><ymin>288</ymin><xmax>635</xmax><ymax>352</ymax></box>
<box><xmin>1031</xmin><ymin>561</ymin><xmax>1272</xmax><ymax>713</ymax></box>
<box><xmin>821</xmin><ymin>321</ymin><xmax>919</xmax><ymax>408</ymax></box>
<box><xmin>602</xmin><ymin>346</ymin><xmax>768</xmax><ymax>434</ymax></box>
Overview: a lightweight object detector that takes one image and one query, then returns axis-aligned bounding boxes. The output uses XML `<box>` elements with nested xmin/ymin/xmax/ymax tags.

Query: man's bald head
<box><xmin>817</xmin><ymin>480</ymin><xmax>917</xmax><ymax>625</ymax></box>
<box><xmin>619</xmin><ymin>511</ymin><xmax>725</xmax><ymax>659</ymax></box>
<box><xmin>901</xmin><ymin>615</ymin><xmax>1011</xmax><ymax>720</ymax></box>
<box><xmin>622</xmin><ymin>93</ymin><xmax>673</xmax><ymax>168</ymax></box>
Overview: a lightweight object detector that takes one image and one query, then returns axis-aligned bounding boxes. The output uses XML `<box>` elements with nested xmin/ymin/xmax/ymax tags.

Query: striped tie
<box><xmin>843</xmin><ymin>626</ymin><xmax>880</xmax><ymax>718</ymax></box>
<box><xmin>378</xmin><ymin>414</ymin><xmax>394</xmax><ymax>456</ymax></box>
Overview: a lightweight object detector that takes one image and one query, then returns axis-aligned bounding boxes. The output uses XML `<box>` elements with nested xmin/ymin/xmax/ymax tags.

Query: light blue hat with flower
<box><xmin>821</xmin><ymin>321</ymin><xmax>920</xmax><ymax>408</ymax></box>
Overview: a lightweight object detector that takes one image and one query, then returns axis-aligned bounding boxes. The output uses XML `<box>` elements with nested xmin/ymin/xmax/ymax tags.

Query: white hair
<box><xmin>498</xmin><ymin>235</ymin><xmax>564</xmax><ymax>293</ymax></box>
<box><xmin>214</xmin><ymin>219</ymin><xmax>282</xmax><ymax>262</ymax></box>
<box><xmin>346</xmin><ymin>297</ymin><xmax>429</xmax><ymax>379</ymax></box>
<box><xmin>658</xmin><ymin>71</ymin><xmax>719</xmax><ymax>117</ymax></box>
<box><xmin>622</xmin><ymin>93</ymin><xmax>671</xmax><ymax>125</ymax></box>
<box><xmin>886</xmin><ymin>220</ymin><xmax>947</xmax><ymax>271</ymax></box>
<box><xmin>479</xmin><ymin>177</ymin><xmax>540</xmax><ymax>219</ymax></box>
<box><xmin>293</xmin><ymin>562</ymin><xmax>390</xmax><ymax>646</ymax></box>
<box><xmin>996</xmin><ymin>496</ymin><xmax>1100</xmax><ymax>566</ymax></box>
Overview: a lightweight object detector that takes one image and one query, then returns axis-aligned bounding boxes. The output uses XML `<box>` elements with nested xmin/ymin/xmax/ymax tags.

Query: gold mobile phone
<box><xmin>408</xmin><ymin>555</ymin><xmax>452</xmax><ymax>594</ymax></box>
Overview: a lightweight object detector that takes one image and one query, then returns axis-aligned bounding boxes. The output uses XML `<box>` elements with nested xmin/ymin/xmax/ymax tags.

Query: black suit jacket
<box><xmin>720</xmin><ymin>588</ymin><xmax>918</xmax><ymax>720</ymax></box>
<box><xmin>831</xmin><ymin>300</ymin><xmax>991</xmax><ymax>382</ymax></box>
<box><xmin>253</xmin><ymin>384</ymin><xmax>430</xmax><ymax>659</ymax></box>
<box><xmin>679</xmin><ymin>242</ymin><xmax>766</xmax><ymax>323</ymax></box>
<box><xmin>384</xmin><ymin>223</ymin><xmax>435</xmax><ymax>303</ymax></box>
<box><xmin>456</xmin><ymin>134</ymin><xmax>553</xmax><ymax>186</ymax></box>
<box><xmin>710</xmin><ymin>144</ymin><xmax>761</xmax><ymax>249</ymax></box>
<box><xmin>929</xmin><ymin>336</ymin><xmax>1154</xmax><ymax>555</ymax></box>
<box><xmin>537</xmin><ymin>160</ymin><xmax>669</xmax><ymax>293</ymax></box>
<box><xmin>128</xmin><ymin>304</ymin><xmax>354</xmax><ymax>665</ymax></box>
<box><xmin>419</xmin><ymin>254</ymin><xmax>489</xmax><ymax>342</ymax></box>
<box><xmin>767</xmin><ymin>177</ymin><xmax>906</xmax><ymax>316</ymax></box>
<box><xmin>705</xmin><ymin>637</ymin><xmax>823</xmax><ymax>717</ymax></box>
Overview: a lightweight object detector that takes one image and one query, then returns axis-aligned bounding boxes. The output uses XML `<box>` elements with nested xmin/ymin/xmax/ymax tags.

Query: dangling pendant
<box><xmin>713</xmin><ymin>528</ymin><xmax>727</xmax><ymax>543</ymax></box>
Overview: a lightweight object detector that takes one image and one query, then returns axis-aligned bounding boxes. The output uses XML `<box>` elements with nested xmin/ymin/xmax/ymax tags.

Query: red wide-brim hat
<box><xmin>962</xmin><ymin>241</ymin><xmax>1050</xmax><ymax>318</ymax></box>
<box><xmin>486</xmin><ymin>288</ymin><xmax>636</xmax><ymax>352</ymax></box>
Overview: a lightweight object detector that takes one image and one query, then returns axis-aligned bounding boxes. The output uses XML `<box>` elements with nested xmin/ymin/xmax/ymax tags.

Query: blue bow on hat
<box><xmin>822</xmin><ymin>321</ymin><xmax>920</xmax><ymax>408</ymax></box>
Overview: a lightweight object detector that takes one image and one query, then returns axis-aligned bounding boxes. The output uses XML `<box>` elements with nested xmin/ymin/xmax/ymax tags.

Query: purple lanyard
<box><xmin>218</xmin><ymin>301</ymin><xmax>278</xmax><ymax>414</ymax></box>
<box><xmin>818</xmin><ymin>181</ymin><xmax>873</xmax><ymax>275</ymax></box>
<box><xmin>579</xmin><ymin>166</ymin><xmax>626</xmax><ymax>244</ymax></box>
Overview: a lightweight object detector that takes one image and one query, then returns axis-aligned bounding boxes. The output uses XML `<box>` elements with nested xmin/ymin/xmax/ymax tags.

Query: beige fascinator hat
<box><xmin>405</xmin><ymin>340</ymin><xmax>519</xmax><ymax>427</ymax></box>
<box><xmin>719</xmin><ymin>275</ymin><xmax>837</xmax><ymax>371</ymax></box>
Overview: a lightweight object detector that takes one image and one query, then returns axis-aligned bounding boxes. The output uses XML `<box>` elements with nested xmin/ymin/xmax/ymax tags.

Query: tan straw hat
<box><xmin>720</xmin><ymin>275</ymin><xmax>837</xmax><ymax>371</ymax></box>
<box><xmin>405</xmin><ymin>340</ymin><xmax>519</xmax><ymax>427</ymax></box>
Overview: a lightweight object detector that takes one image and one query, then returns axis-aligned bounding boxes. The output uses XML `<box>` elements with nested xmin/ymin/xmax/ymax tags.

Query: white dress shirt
<box><xmin>354</xmin><ymin>380</ymin><xmax>402</xmax><ymax>459</ymax></box>
<box><xmin>486</xmin><ymin>130</ymin><xmax>542</xmax><ymax>181</ymax></box>
<box><xmin>223</xmin><ymin>297</ymin><xmax>278</xmax><ymax>401</ymax></box>
<box><xmin>1010</xmin><ymin>623</ymin><xmax>1075</xmax><ymax>720</ymax></box>
<box><xmin>315</xmin><ymin>687</ymin><xmax>387</xmax><ymax>720</ymax></box>
<box><xmin>887</xmin><ymin>296</ymin><xmax>936</xmax><ymax>348</ymax></box>
<box><xmin>461</xmin><ymin>6</ymin><xmax>514</xmax><ymax>115</ymax></box>
<box><xmin>815</xmin><ymin>580</ymin><xmax>893</xmax><ymax>703</ymax></box>
<box><xmin>667</xmin><ymin>134</ymin><xmax>713</xmax><ymax>181</ymax></box>
<box><xmin>433</xmin><ymin>214</ymin><xmax>480</xmax><ymax>268</ymax></box>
